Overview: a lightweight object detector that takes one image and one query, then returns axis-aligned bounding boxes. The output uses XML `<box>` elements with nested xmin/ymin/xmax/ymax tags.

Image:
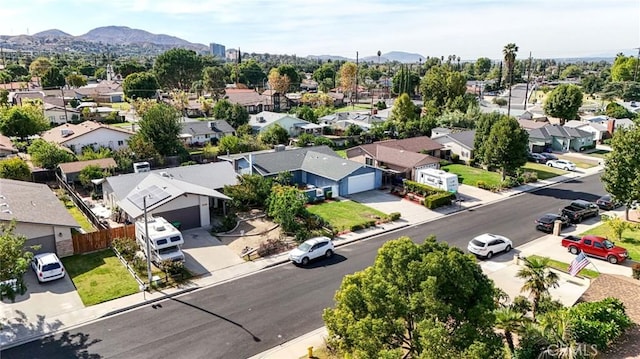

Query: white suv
<box><xmin>289</xmin><ymin>237</ymin><xmax>334</xmax><ymax>266</ymax></box>
<box><xmin>467</xmin><ymin>233</ymin><xmax>512</xmax><ymax>259</ymax></box>
<box><xmin>546</xmin><ymin>159</ymin><xmax>576</xmax><ymax>171</ymax></box>
<box><xmin>31</xmin><ymin>253</ymin><xmax>65</xmax><ymax>282</ymax></box>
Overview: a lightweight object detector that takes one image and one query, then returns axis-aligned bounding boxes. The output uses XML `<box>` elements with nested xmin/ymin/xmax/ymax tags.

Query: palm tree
<box><xmin>503</xmin><ymin>43</ymin><xmax>519</xmax><ymax>116</ymax></box>
<box><xmin>535</xmin><ymin>309</ymin><xmax>590</xmax><ymax>359</ymax></box>
<box><xmin>516</xmin><ymin>257</ymin><xmax>559</xmax><ymax>321</ymax></box>
<box><xmin>495</xmin><ymin>307</ymin><xmax>529</xmax><ymax>354</ymax></box>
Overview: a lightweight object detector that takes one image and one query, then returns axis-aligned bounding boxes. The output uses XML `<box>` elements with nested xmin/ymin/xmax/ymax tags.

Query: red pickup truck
<box><xmin>561</xmin><ymin>235</ymin><xmax>629</xmax><ymax>264</ymax></box>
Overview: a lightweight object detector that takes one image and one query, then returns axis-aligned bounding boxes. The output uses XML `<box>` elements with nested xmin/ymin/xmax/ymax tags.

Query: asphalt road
<box><xmin>2</xmin><ymin>174</ymin><xmax>606</xmax><ymax>359</ymax></box>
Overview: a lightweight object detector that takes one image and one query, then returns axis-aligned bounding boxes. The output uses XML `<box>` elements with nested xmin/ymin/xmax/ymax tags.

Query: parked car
<box><xmin>31</xmin><ymin>253</ymin><xmax>65</xmax><ymax>282</ymax></box>
<box><xmin>540</xmin><ymin>153</ymin><xmax>558</xmax><ymax>161</ymax></box>
<box><xmin>596</xmin><ymin>194</ymin><xmax>622</xmax><ymax>211</ymax></box>
<box><xmin>546</xmin><ymin>159</ymin><xmax>576</xmax><ymax>171</ymax></box>
<box><xmin>535</xmin><ymin>213</ymin><xmax>571</xmax><ymax>233</ymax></box>
<box><xmin>289</xmin><ymin>236</ymin><xmax>335</xmax><ymax>266</ymax></box>
<box><xmin>467</xmin><ymin>233</ymin><xmax>512</xmax><ymax>259</ymax></box>
<box><xmin>561</xmin><ymin>235</ymin><xmax>629</xmax><ymax>264</ymax></box>
<box><xmin>527</xmin><ymin>153</ymin><xmax>547</xmax><ymax>164</ymax></box>
<box><xmin>561</xmin><ymin>199</ymin><xmax>600</xmax><ymax>223</ymax></box>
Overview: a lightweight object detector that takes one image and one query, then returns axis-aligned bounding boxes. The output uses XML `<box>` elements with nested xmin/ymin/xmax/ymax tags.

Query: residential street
<box><xmin>2</xmin><ymin>174</ymin><xmax>606</xmax><ymax>359</ymax></box>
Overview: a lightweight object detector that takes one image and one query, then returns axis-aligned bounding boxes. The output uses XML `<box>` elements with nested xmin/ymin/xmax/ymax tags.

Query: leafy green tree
<box><xmin>566</xmin><ymin>297</ymin><xmax>632</xmax><ymax>352</ymax></box>
<box><xmin>605</xmin><ymin>102</ymin><xmax>635</xmax><ymax>119</ymax></box>
<box><xmin>113</xmin><ymin>148</ymin><xmax>135</xmax><ymax>173</ymax></box>
<box><xmin>494</xmin><ymin>307</ymin><xmax>528</xmax><ymax>354</ymax></box>
<box><xmin>41</xmin><ymin>66</ymin><xmax>65</xmax><ymax>88</ymax></box>
<box><xmin>344</xmin><ymin>124</ymin><xmax>363</xmax><ymax>137</ymax></box>
<box><xmin>611</xmin><ymin>54</ymin><xmax>638</xmax><ymax>82</ymax></box>
<box><xmin>95</xmin><ymin>67</ymin><xmax>106</xmax><ymax>80</ymax></box>
<box><xmin>419</xmin><ymin>65</ymin><xmax>467</xmax><ymax>115</ymax></box>
<box><xmin>202</xmin><ymin>66</ymin><xmax>226</xmax><ymax>100</ymax></box>
<box><xmin>218</xmin><ymin>135</ymin><xmax>242</xmax><ymax>155</ymax></box>
<box><xmin>0</xmin><ymin>89</ymin><xmax>9</xmax><ymax>107</ymax></box>
<box><xmin>277</xmin><ymin>64</ymin><xmax>301</xmax><ymax>90</ymax></box>
<box><xmin>473</xmin><ymin>112</ymin><xmax>503</xmax><ymax>164</ymax></box>
<box><xmin>235</xmin><ymin>59</ymin><xmax>266</xmax><ymax>87</ymax></box>
<box><xmin>602</xmin><ymin>127</ymin><xmax>640</xmax><ymax>220</ymax></box>
<box><xmin>122</xmin><ymin>72</ymin><xmax>159</xmax><ymax>100</ymax></box>
<box><xmin>0</xmin><ymin>104</ymin><xmax>49</xmax><ymax>140</ymax></box>
<box><xmin>137</xmin><ymin>103</ymin><xmax>183</xmax><ymax>156</ymax></box>
<box><xmin>0</xmin><ymin>221</ymin><xmax>37</xmax><ymax>302</ymax></box>
<box><xmin>503</xmin><ymin>43</ymin><xmax>519</xmax><ymax>116</ymax></box>
<box><xmin>211</xmin><ymin>99</ymin><xmax>249</xmax><ymax>128</ymax></box>
<box><xmin>622</xmin><ymin>81</ymin><xmax>640</xmax><ymax>102</ymax></box>
<box><xmin>391</xmin><ymin>66</ymin><xmax>420</xmax><ymax>97</ymax></box>
<box><xmin>116</xmin><ymin>61</ymin><xmax>147</xmax><ymax>77</ymax></box>
<box><xmin>602</xmin><ymin>215</ymin><xmax>633</xmax><ymax>242</ymax></box>
<box><xmin>259</xmin><ymin>124</ymin><xmax>289</xmax><ymax>146</ymax></box>
<box><xmin>29</xmin><ymin>57</ymin><xmax>53</xmax><ymax>79</ymax></box>
<box><xmin>389</xmin><ymin>93</ymin><xmax>418</xmax><ymax>122</ymax></box>
<box><xmin>78</xmin><ymin>164</ymin><xmax>107</xmax><ymax>188</ymax></box>
<box><xmin>474</xmin><ymin>57</ymin><xmax>492</xmax><ymax>79</ymax></box>
<box><xmin>78</xmin><ymin>146</ymin><xmax>113</xmax><ymax>161</ymax></box>
<box><xmin>65</xmin><ymin>73</ymin><xmax>87</xmax><ymax>88</ymax></box>
<box><xmin>27</xmin><ymin>139</ymin><xmax>75</xmax><ymax>170</ymax></box>
<box><xmin>516</xmin><ymin>256</ymin><xmax>559</xmax><ymax>321</ymax></box>
<box><xmin>293</xmin><ymin>105</ymin><xmax>318</xmax><ymax>123</ymax></box>
<box><xmin>323</xmin><ymin>237</ymin><xmax>502</xmax><ymax>359</ymax></box>
<box><xmin>482</xmin><ymin>116</ymin><xmax>529</xmax><ymax>179</ymax></box>
<box><xmin>5</xmin><ymin>63</ymin><xmax>29</xmax><ymax>80</ymax></box>
<box><xmin>312</xmin><ymin>63</ymin><xmax>336</xmax><ymax>85</ymax></box>
<box><xmin>296</xmin><ymin>132</ymin><xmax>315</xmax><ymax>147</ymax></box>
<box><xmin>236</xmin><ymin>123</ymin><xmax>253</xmax><ymax>137</ymax></box>
<box><xmin>223</xmin><ymin>174</ymin><xmax>273</xmax><ymax>209</ymax></box>
<box><xmin>153</xmin><ymin>48</ymin><xmax>203</xmax><ymax>90</ymax></box>
<box><xmin>266</xmin><ymin>184</ymin><xmax>308</xmax><ymax>233</ymax></box>
<box><xmin>560</xmin><ymin>65</ymin><xmax>582</xmax><ymax>79</ymax></box>
<box><xmin>0</xmin><ymin>157</ymin><xmax>31</xmax><ymax>181</ymax></box>
<box><xmin>581</xmin><ymin>74</ymin><xmax>604</xmax><ymax>95</ymax></box>
<box><xmin>543</xmin><ymin>84</ymin><xmax>583</xmax><ymax>124</ymax></box>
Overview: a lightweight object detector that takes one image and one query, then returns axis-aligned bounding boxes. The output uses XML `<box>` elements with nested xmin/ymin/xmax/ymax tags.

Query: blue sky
<box><xmin>1</xmin><ymin>0</ymin><xmax>638</xmax><ymax>59</ymax></box>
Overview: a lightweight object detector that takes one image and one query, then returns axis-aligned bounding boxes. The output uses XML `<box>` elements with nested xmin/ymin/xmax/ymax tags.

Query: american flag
<box><xmin>568</xmin><ymin>250</ymin><xmax>590</xmax><ymax>276</ymax></box>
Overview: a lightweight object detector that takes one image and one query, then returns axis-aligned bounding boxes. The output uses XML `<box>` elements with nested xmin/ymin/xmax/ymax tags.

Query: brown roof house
<box><xmin>346</xmin><ymin>137</ymin><xmax>443</xmax><ymax>183</ymax></box>
<box><xmin>41</xmin><ymin>121</ymin><xmax>134</xmax><ymax>155</ymax></box>
<box><xmin>0</xmin><ymin>134</ymin><xmax>18</xmax><ymax>158</ymax></box>
<box><xmin>58</xmin><ymin>158</ymin><xmax>117</xmax><ymax>184</ymax></box>
<box><xmin>0</xmin><ymin>179</ymin><xmax>79</xmax><ymax>257</ymax></box>
<box><xmin>225</xmin><ymin>88</ymin><xmax>272</xmax><ymax>114</ymax></box>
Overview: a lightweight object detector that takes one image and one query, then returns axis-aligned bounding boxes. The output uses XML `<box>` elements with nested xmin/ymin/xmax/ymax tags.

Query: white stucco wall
<box><xmin>63</xmin><ymin>128</ymin><xmax>132</xmax><ymax>154</ymax></box>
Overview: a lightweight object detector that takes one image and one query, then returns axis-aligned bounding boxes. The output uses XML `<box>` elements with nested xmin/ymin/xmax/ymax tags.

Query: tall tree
<box><xmin>0</xmin><ymin>157</ymin><xmax>31</xmax><ymax>181</ymax></box>
<box><xmin>473</xmin><ymin>112</ymin><xmax>503</xmax><ymax>163</ymax></box>
<box><xmin>259</xmin><ymin>124</ymin><xmax>289</xmax><ymax>146</ymax></box>
<box><xmin>122</xmin><ymin>72</ymin><xmax>159</xmax><ymax>100</ymax></box>
<box><xmin>29</xmin><ymin>57</ymin><xmax>53</xmax><ymax>80</ymax></box>
<box><xmin>27</xmin><ymin>139</ymin><xmax>75</xmax><ymax>170</ymax></box>
<box><xmin>116</xmin><ymin>61</ymin><xmax>147</xmax><ymax>78</ymax></box>
<box><xmin>137</xmin><ymin>102</ymin><xmax>183</xmax><ymax>156</ymax></box>
<box><xmin>41</xmin><ymin>66</ymin><xmax>65</xmax><ymax>88</ymax></box>
<box><xmin>211</xmin><ymin>99</ymin><xmax>249</xmax><ymax>129</ymax></box>
<box><xmin>494</xmin><ymin>307</ymin><xmax>528</xmax><ymax>354</ymax></box>
<box><xmin>516</xmin><ymin>256</ymin><xmax>559</xmax><ymax>321</ymax></box>
<box><xmin>474</xmin><ymin>57</ymin><xmax>492</xmax><ymax>79</ymax></box>
<box><xmin>66</xmin><ymin>73</ymin><xmax>87</xmax><ymax>88</ymax></box>
<box><xmin>602</xmin><ymin>127</ymin><xmax>640</xmax><ymax>220</ymax></box>
<box><xmin>483</xmin><ymin>116</ymin><xmax>529</xmax><ymax>179</ymax></box>
<box><xmin>543</xmin><ymin>84</ymin><xmax>583</xmax><ymax>124</ymax></box>
<box><xmin>389</xmin><ymin>93</ymin><xmax>418</xmax><ymax>122</ymax></box>
<box><xmin>153</xmin><ymin>48</ymin><xmax>203</xmax><ymax>90</ymax></box>
<box><xmin>277</xmin><ymin>64</ymin><xmax>301</xmax><ymax>91</ymax></box>
<box><xmin>503</xmin><ymin>43</ymin><xmax>519</xmax><ymax>116</ymax></box>
<box><xmin>268</xmin><ymin>68</ymin><xmax>291</xmax><ymax>95</ymax></box>
<box><xmin>266</xmin><ymin>184</ymin><xmax>308</xmax><ymax>234</ymax></box>
<box><xmin>338</xmin><ymin>62</ymin><xmax>358</xmax><ymax>103</ymax></box>
<box><xmin>202</xmin><ymin>66</ymin><xmax>226</xmax><ymax>100</ymax></box>
<box><xmin>611</xmin><ymin>54</ymin><xmax>638</xmax><ymax>82</ymax></box>
<box><xmin>323</xmin><ymin>237</ymin><xmax>503</xmax><ymax>359</ymax></box>
<box><xmin>0</xmin><ymin>104</ymin><xmax>49</xmax><ymax>140</ymax></box>
<box><xmin>419</xmin><ymin>64</ymin><xmax>467</xmax><ymax>115</ymax></box>
<box><xmin>312</xmin><ymin>63</ymin><xmax>336</xmax><ymax>86</ymax></box>
<box><xmin>0</xmin><ymin>222</ymin><xmax>37</xmax><ymax>302</ymax></box>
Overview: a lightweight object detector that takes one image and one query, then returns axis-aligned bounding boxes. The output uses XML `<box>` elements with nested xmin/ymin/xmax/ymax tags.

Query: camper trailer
<box><xmin>415</xmin><ymin>168</ymin><xmax>459</xmax><ymax>193</ymax></box>
<box><xmin>135</xmin><ymin>216</ymin><xmax>185</xmax><ymax>265</ymax></box>
<box><xmin>133</xmin><ymin>161</ymin><xmax>150</xmax><ymax>173</ymax></box>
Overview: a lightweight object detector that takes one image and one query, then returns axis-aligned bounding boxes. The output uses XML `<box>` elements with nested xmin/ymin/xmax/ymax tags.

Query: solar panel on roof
<box><xmin>127</xmin><ymin>185</ymin><xmax>170</xmax><ymax>210</ymax></box>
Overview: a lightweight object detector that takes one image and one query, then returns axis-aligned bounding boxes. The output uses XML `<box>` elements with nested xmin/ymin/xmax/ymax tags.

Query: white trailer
<box><xmin>135</xmin><ymin>216</ymin><xmax>185</xmax><ymax>264</ymax></box>
<box><xmin>415</xmin><ymin>168</ymin><xmax>459</xmax><ymax>193</ymax></box>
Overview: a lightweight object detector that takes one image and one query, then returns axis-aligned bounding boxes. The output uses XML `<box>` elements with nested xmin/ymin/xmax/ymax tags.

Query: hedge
<box><xmin>424</xmin><ymin>192</ymin><xmax>455</xmax><ymax>209</ymax></box>
<box><xmin>403</xmin><ymin>180</ymin><xmax>442</xmax><ymax>197</ymax></box>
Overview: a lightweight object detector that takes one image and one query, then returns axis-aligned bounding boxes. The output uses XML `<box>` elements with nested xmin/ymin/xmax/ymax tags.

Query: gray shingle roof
<box><xmin>300</xmin><ymin>151</ymin><xmax>364</xmax><ymax>181</ymax></box>
<box><xmin>0</xmin><ymin>179</ymin><xmax>78</xmax><ymax>227</ymax></box>
<box><xmin>180</xmin><ymin>120</ymin><xmax>235</xmax><ymax>136</ymax></box>
<box><xmin>434</xmin><ymin>130</ymin><xmax>476</xmax><ymax>150</ymax></box>
<box><xmin>528</xmin><ymin>125</ymin><xmax>592</xmax><ymax>140</ymax></box>
<box><xmin>250</xmin><ymin>146</ymin><xmax>339</xmax><ymax>175</ymax></box>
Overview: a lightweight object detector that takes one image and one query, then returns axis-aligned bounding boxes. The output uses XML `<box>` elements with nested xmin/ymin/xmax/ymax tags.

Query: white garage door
<box><xmin>347</xmin><ymin>173</ymin><xmax>375</xmax><ymax>194</ymax></box>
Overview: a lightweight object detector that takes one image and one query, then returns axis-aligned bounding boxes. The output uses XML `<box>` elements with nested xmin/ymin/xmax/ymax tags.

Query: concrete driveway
<box><xmin>347</xmin><ymin>190</ymin><xmax>440</xmax><ymax>224</ymax></box>
<box><xmin>180</xmin><ymin>227</ymin><xmax>245</xmax><ymax>277</ymax></box>
<box><xmin>1</xmin><ymin>269</ymin><xmax>84</xmax><ymax>346</ymax></box>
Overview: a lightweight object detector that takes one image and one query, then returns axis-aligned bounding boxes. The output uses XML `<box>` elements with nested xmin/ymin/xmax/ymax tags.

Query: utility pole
<box><xmin>60</xmin><ymin>87</ymin><xmax>69</xmax><ymax>123</ymax></box>
<box><xmin>354</xmin><ymin>51</ymin><xmax>359</xmax><ymax>108</ymax></box>
<box><xmin>524</xmin><ymin>51</ymin><xmax>533</xmax><ymax>110</ymax></box>
<box><xmin>634</xmin><ymin>47</ymin><xmax>640</xmax><ymax>82</ymax></box>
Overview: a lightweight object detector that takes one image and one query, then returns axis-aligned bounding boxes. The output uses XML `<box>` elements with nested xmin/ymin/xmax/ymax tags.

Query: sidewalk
<box><xmin>0</xmin><ymin>162</ymin><xmax>606</xmax><ymax>351</ymax></box>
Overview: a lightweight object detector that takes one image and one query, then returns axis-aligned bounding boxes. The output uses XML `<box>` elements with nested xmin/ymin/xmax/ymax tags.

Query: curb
<box><xmin>100</xmin><ymin>286</ymin><xmax>198</xmax><ymax>318</ymax></box>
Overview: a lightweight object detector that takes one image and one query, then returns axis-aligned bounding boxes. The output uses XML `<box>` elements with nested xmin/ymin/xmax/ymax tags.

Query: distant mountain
<box><xmin>306</xmin><ymin>54</ymin><xmax>353</xmax><ymax>62</ymax></box>
<box><xmin>33</xmin><ymin>29</ymin><xmax>72</xmax><ymax>38</ymax></box>
<box><xmin>79</xmin><ymin>26</ymin><xmax>205</xmax><ymax>49</ymax></box>
<box><xmin>308</xmin><ymin>51</ymin><xmax>427</xmax><ymax>63</ymax></box>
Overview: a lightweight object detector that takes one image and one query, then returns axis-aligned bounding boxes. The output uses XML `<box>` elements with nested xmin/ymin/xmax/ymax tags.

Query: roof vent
<box><xmin>154</xmin><ymin>224</ymin><xmax>166</xmax><ymax>231</ymax></box>
<box><xmin>2</xmin><ymin>209</ymin><xmax>12</xmax><ymax>214</ymax></box>
<box><xmin>160</xmin><ymin>172</ymin><xmax>170</xmax><ymax>178</ymax></box>
<box><xmin>258</xmin><ymin>117</ymin><xmax>266</xmax><ymax>123</ymax></box>
<box><xmin>0</xmin><ymin>203</ymin><xmax>7</xmax><ymax>207</ymax></box>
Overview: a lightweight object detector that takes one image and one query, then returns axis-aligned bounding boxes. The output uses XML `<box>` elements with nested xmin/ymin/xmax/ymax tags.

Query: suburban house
<box><xmin>76</xmin><ymin>102</ymin><xmax>120</xmax><ymax>121</ymax></box>
<box><xmin>432</xmin><ymin>130</ymin><xmax>476</xmax><ymax>164</ymax></box>
<box><xmin>527</xmin><ymin>124</ymin><xmax>595</xmax><ymax>152</ymax></box>
<box><xmin>249</xmin><ymin>111</ymin><xmax>323</xmax><ymax>137</ymax></box>
<box><xmin>219</xmin><ymin>145</ymin><xmax>383</xmax><ymax>196</ymax></box>
<box><xmin>0</xmin><ymin>134</ymin><xmax>18</xmax><ymax>158</ymax></box>
<box><xmin>225</xmin><ymin>88</ymin><xmax>272</xmax><ymax>114</ymax></box>
<box><xmin>319</xmin><ymin>112</ymin><xmax>386</xmax><ymax>133</ymax></box>
<box><xmin>0</xmin><ymin>179</ymin><xmax>78</xmax><ymax>257</ymax></box>
<box><xmin>44</xmin><ymin>103</ymin><xmax>81</xmax><ymax>124</ymax></box>
<box><xmin>517</xmin><ymin>119</ymin><xmax>548</xmax><ymax>131</ymax></box>
<box><xmin>345</xmin><ymin>137</ymin><xmax>443</xmax><ymax>183</ymax></box>
<box><xmin>58</xmin><ymin>158</ymin><xmax>117</xmax><ymax>184</ymax></box>
<box><xmin>73</xmin><ymin>81</ymin><xmax>124</xmax><ymax>103</ymax></box>
<box><xmin>564</xmin><ymin>120</ymin><xmax>609</xmax><ymax>143</ymax></box>
<box><xmin>8</xmin><ymin>91</ymin><xmax>44</xmax><ymax>106</ymax></box>
<box><xmin>41</xmin><ymin>121</ymin><xmax>135</xmax><ymax>155</ymax></box>
<box><xmin>102</xmin><ymin>162</ymin><xmax>238</xmax><ymax>229</ymax></box>
<box><xmin>327</xmin><ymin>92</ymin><xmax>346</xmax><ymax>107</ymax></box>
<box><xmin>179</xmin><ymin>119</ymin><xmax>236</xmax><ymax>146</ymax></box>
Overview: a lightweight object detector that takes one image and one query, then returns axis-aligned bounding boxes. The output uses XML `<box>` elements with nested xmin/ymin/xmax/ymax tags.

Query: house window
<box><xmin>205</xmin><ymin>134</ymin><xmax>210</xmax><ymax>139</ymax></box>
<box><xmin>59</xmin><ymin>115</ymin><xmax>67</xmax><ymax>121</ymax></box>
<box><xmin>117</xmin><ymin>140</ymin><xmax>124</xmax><ymax>146</ymax></box>
<box><xmin>365</xmin><ymin>157</ymin><xmax>374</xmax><ymax>166</ymax></box>
<box><xmin>49</xmin><ymin>116</ymin><xmax>55</xmax><ymax>122</ymax></box>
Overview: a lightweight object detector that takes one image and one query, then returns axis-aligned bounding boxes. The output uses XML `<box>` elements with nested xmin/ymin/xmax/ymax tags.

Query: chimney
<box><xmin>607</xmin><ymin>119</ymin><xmax>616</xmax><ymax>135</ymax></box>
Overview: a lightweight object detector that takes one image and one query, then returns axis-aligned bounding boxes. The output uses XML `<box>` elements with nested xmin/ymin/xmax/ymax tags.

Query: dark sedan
<box><xmin>528</xmin><ymin>153</ymin><xmax>547</xmax><ymax>164</ymax></box>
<box><xmin>596</xmin><ymin>194</ymin><xmax>622</xmax><ymax>210</ymax></box>
<box><xmin>535</xmin><ymin>213</ymin><xmax>571</xmax><ymax>233</ymax></box>
<box><xmin>540</xmin><ymin>153</ymin><xmax>558</xmax><ymax>161</ymax></box>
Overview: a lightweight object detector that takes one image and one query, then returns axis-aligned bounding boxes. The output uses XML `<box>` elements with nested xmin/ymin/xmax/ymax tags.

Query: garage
<box><xmin>27</xmin><ymin>235</ymin><xmax>56</xmax><ymax>254</ymax></box>
<box><xmin>347</xmin><ymin>172</ymin><xmax>376</xmax><ymax>195</ymax></box>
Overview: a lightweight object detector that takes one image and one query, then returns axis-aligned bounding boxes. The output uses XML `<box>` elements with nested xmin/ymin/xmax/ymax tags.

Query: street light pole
<box><xmin>143</xmin><ymin>195</ymin><xmax>152</xmax><ymax>289</ymax></box>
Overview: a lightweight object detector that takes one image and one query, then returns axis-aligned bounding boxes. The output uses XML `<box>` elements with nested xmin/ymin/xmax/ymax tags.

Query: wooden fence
<box><xmin>72</xmin><ymin>224</ymin><xmax>135</xmax><ymax>254</ymax></box>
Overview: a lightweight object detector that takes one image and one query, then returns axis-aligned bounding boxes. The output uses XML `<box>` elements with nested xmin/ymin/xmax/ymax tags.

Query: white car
<box><xmin>546</xmin><ymin>159</ymin><xmax>576</xmax><ymax>171</ymax></box>
<box><xmin>289</xmin><ymin>237</ymin><xmax>334</xmax><ymax>266</ymax></box>
<box><xmin>31</xmin><ymin>253</ymin><xmax>65</xmax><ymax>282</ymax></box>
<box><xmin>467</xmin><ymin>233</ymin><xmax>513</xmax><ymax>259</ymax></box>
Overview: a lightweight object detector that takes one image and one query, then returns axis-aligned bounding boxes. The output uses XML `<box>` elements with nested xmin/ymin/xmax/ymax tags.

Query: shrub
<box><xmin>424</xmin><ymin>192</ymin><xmax>455</xmax><ymax>209</ymax></box>
<box><xmin>257</xmin><ymin>237</ymin><xmax>287</xmax><ymax>257</ymax></box>
<box><xmin>521</xmin><ymin>171</ymin><xmax>538</xmax><ymax>183</ymax></box>
<box><xmin>451</xmin><ymin>153</ymin><xmax>460</xmax><ymax>164</ymax></box>
<box><xmin>294</xmin><ymin>228</ymin><xmax>310</xmax><ymax>243</ymax></box>
<box><xmin>111</xmin><ymin>237</ymin><xmax>138</xmax><ymax>261</ymax></box>
<box><xmin>211</xmin><ymin>215</ymin><xmax>238</xmax><ymax>233</ymax></box>
<box><xmin>568</xmin><ymin>297</ymin><xmax>633</xmax><ymax>351</ymax></box>
<box><xmin>403</xmin><ymin>180</ymin><xmax>441</xmax><ymax>197</ymax></box>
<box><xmin>476</xmin><ymin>180</ymin><xmax>487</xmax><ymax>189</ymax></box>
<box><xmin>439</xmin><ymin>160</ymin><xmax>450</xmax><ymax>168</ymax></box>
<box><xmin>160</xmin><ymin>260</ymin><xmax>185</xmax><ymax>276</ymax></box>
<box><xmin>389</xmin><ymin>212</ymin><xmax>401</xmax><ymax>221</ymax></box>
<box><xmin>501</xmin><ymin>176</ymin><xmax>521</xmax><ymax>188</ymax></box>
<box><xmin>632</xmin><ymin>263</ymin><xmax>640</xmax><ymax>280</ymax></box>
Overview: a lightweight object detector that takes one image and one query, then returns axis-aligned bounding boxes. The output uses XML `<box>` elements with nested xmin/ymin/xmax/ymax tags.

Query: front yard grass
<box><xmin>586</xmin><ymin>149</ymin><xmax>610</xmax><ymax>159</ymax></box>
<box><xmin>581</xmin><ymin>223</ymin><xmax>640</xmax><ymax>260</ymax></box>
<box><xmin>307</xmin><ymin>200</ymin><xmax>389</xmax><ymax>232</ymax></box>
<box><xmin>62</xmin><ymin>249</ymin><xmax>140</xmax><ymax>306</ymax></box>
<box><xmin>334</xmin><ymin>149</ymin><xmax>347</xmax><ymax>158</ymax></box>
<box><xmin>556</xmin><ymin>154</ymin><xmax>598</xmax><ymax>169</ymax></box>
<box><xmin>527</xmin><ymin>255</ymin><xmax>600</xmax><ymax>279</ymax></box>
<box><xmin>441</xmin><ymin>164</ymin><xmax>502</xmax><ymax>188</ymax></box>
<box><xmin>334</xmin><ymin>104</ymin><xmax>372</xmax><ymax>112</ymax></box>
<box><xmin>58</xmin><ymin>197</ymin><xmax>95</xmax><ymax>232</ymax></box>
<box><xmin>522</xmin><ymin>162</ymin><xmax>566</xmax><ymax>180</ymax></box>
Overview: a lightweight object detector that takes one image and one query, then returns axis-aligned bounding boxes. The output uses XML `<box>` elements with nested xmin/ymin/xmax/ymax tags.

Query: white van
<box><xmin>135</xmin><ymin>216</ymin><xmax>185</xmax><ymax>265</ymax></box>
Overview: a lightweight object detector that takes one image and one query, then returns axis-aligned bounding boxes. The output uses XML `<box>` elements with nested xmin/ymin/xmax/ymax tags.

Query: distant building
<box><xmin>209</xmin><ymin>43</ymin><xmax>226</xmax><ymax>59</ymax></box>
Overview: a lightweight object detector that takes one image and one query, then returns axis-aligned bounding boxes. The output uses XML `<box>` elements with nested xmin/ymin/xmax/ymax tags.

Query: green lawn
<box><xmin>441</xmin><ymin>164</ymin><xmax>502</xmax><ymax>188</ymax></box>
<box><xmin>62</xmin><ymin>250</ymin><xmax>140</xmax><ymax>306</ymax></box>
<box><xmin>527</xmin><ymin>255</ymin><xmax>600</xmax><ymax>279</ymax></box>
<box><xmin>307</xmin><ymin>200</ymin><xmax>389</xmax><ymax>232</ymax></box>
<box><xmin>335</xmin><ymin>149</ymin><xmax>347</xmax><ymax>158</ymax></box>
<box><xmin>586</xmin><ymin>149</ymin><xmax>610</xmax><ymax>159</ymax></box>
<box><xmin>334</xmin><ymin>104</ymin><xmax>372</xmax><ymax>113</ymax></box>
<box><xmin>59</xmin><ymin>199</ymin><xmax>95</xmax><ymax>232</ymax></box>
<box><xmin>522</xmin><ymin>162</ymin><xmax>566</xmax><ymax>180</ymax></box>
<box><xmin>110</xmin><ymin>122</ymin><xmax>136</xmax><ymax>129</ymax></box>
<box><xmin>581</xmin><ymin>223</ymin><xmax>640</xmax><ymax>260</ymax></box>
<box><xmin>110</xmin><ymin>102</ymin><xmax>131</xmax><ymax>111</ymax></box>
<box><xmin>556</xmin><ymin>154</ymin><xmax>598</xmax><ymax>169</ymax></box>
